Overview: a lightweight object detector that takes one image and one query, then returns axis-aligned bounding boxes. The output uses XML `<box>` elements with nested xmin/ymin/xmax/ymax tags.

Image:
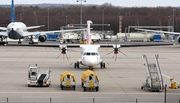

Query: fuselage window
<box><xmin>87</xmin><ymin>52</ymin><xmax>90</xmax><ymax>55</ymax></box>
<box><xmin>91</xmin><ymin>52</ymin><xmax>95</xmax><ymax>55</ymax></box>
<box><xmin>84</xmin><ymin>52</ymin><xmax>99</xmax><ymax>56</ymax></box>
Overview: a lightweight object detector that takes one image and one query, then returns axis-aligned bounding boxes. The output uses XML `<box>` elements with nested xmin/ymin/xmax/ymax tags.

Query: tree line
<box><xmin>0</xmin><ymin>4</ymin><xmax>180</xmax><ymax>34</ymax></box>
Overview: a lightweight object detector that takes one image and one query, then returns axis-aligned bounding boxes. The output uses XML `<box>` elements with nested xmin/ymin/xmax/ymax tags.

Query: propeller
<box><xmin>56</xmin><ymin>44</ymin><xmax>69</xmax><ymax>61</ymax></box>
<box><xmin>105</xmin><ymin>44</ymin><xmax>126</xmax><ymax>61</ymax></box>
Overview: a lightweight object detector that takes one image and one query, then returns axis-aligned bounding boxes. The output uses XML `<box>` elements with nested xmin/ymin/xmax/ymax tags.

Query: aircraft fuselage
<box><xmin>7</xmin><ymin>22</ymin><xmax>27</xmax><ymax>39</ymax></box>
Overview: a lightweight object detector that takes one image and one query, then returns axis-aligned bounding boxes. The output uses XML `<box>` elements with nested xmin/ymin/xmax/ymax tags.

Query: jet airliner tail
<box><xmin>11</xmin><ymin>0</ymin><xmax>15</xmax><ymax>22</ymax></box>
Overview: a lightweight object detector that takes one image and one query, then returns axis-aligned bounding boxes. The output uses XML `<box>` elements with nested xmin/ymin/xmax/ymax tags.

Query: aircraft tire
<box><xmin>77</xmin><ymin>62</ymin><xmax>79</xmax><ymax>68</ymax></box>
<box><xmin>61</xmin><ymin>85</ymin><xmax>64</xmax><ymax>90</ymax></box>
<box><xmin>81</xmin><ymin>82</ymin><xmax>84</xmax><ymax>87</ymax></box>
<box><xmin>29</xmin><ymin>42</ymin><xmax>35</xmax><ymax>44</ymax></box>
<box><xmin>100</xmin><ymin>62</ymin><xmax>103</xmax><ymax>68</ymax></box>
<box><xmin>2</xmin><ymin>42</ymin><xmax>5</xmax><ymax>45</ymax></box>
<box><xmin>103</xmin><ymin>63</ymin><xmax>106</xmax><ymax>68</ymax></box>
<box><xmin>96</xmin><ymin>86</ymin><xmax>99</xmax><ymax>92</ymax></box>
<box><xmin>74</xmin><ymin>63</ymin><xmax>76</xmax><ymax>68</ymax></box>
<box><xmin>73</xmin><ymin>86</ymin><xmax>76</xmax><ymax>90</ymax></box>
<box><xmin>18</xmin><ymin>41</ymin><xmax>22</xmax><ymax>44</ymax></box>
<box><xmin>83</xmin><ymin>87</ymin><xmax>86</xmax><ymax>92</ymax></box>
<box><xmin>5</xmin><ymin>42</ymin><xmax>8</xmax><ymax>45</ymax></box>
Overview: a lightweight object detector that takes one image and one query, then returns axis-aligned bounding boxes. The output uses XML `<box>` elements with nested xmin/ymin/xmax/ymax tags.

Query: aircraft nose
<box><xmin>87</xmin><ymin>57</ymin><xmax>98</xmax><ymax>65</ymax></box>
<box><xmin>11</xmin><ymin>27</ymin><xmax>15</xmax><ymax>31</ymax></box>
<box><xmin>88</xmin><ymin>59</ymin><xmax>95</xmax><ymax>64</ymax></box>
<box><xmin>11</xmin><ymin>25</ymin><xmax>17</xmax><ymax>31</ymax></box>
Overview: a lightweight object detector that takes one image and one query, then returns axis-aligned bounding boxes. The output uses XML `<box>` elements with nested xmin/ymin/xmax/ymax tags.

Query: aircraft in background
<box><xmin>0</xmin><ymin>0</ymin><xmax>85</xmax><ymax>45</ymax></box>
<box><xmin>136</xmin><ymin>28</ymin><xmax>180</xmax><ymax>44</ymax></box>
<box><xmin>58</xmin><ymin>20</ymin><xmax>126</xmax><ymax>70</ymax></box>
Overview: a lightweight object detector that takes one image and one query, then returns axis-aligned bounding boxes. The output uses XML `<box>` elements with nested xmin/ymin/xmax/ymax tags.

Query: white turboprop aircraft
<box><xmin>0</xmin><ymin>0</ymin><xmax>85</xmax><ymax>45</ymax></box>
<box><xmin>58</xmin><ymin>20</ymin><xmax>126</xmax><ymax>69</ymax></box>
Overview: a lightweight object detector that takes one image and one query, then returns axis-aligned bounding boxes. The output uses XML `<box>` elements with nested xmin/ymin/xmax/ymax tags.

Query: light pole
<box><xmin>19</xmin><ymin>14</ymin><xmax>22</xmax><ymax>22</ymax></box>
<box><xmin>168</xmin><ymin>16</ymin><xmax>171</xmax><ymax>40</ymax></box>
<box><xmin>102</xmin><ymin>8</ymin><xmax>105</xmax><ymax>39</ymax></box>
<box><xmin>102</xmin><ymin>9</ymin><xmax>105</xmax><ymax>31</ymax></box>
<box><xmin>76</xmin><ymin>0</ymin><xmax>86</xmax><ymax>24</ymax></box>
<box><xmin>172</xmin><ymin>9</ymin><xmax>175</xmax><ymax>32</ymax></box>
<box><xmin>168</xmin><ymin>16</ymin><xmax>171</xmax><ymax>28</ymax></box>
<box><xmin>66</xmin><ymin>15</ymin><xmax>68</xmax><ymax>25</ymax></box>
<box><xmin>48</xmin><ymin>8</ymin><xmax>49</xmax><ymax>31</ymax></box>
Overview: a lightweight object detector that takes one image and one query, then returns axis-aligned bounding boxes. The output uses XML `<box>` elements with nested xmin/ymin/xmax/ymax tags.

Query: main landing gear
<box><xmin>29</xmin><ymin>35</ymin><xmax>38</xmax><ymax>44</ymax></box>
<box><xmin>100</xmin><ymin>62</ymin><xmax>105</xmax><ymax>69</ymax></box>
<box><xmin>0</xmin><ymin>36</ymin><xmax>8</xmax><ymax>46</ymax></box>
<box><xmin>74</xmin><ymin>62</ymin><xmax>79</xmax><ymax>68</ymax></box>
<box><xmin>29</xmin><ymin>41</ymin><xmax>38</xmax><ymax>44</ymax></box>
<box><xmin>0</xmin><ymin>42</ymin><xmax>8</xmax><ymax>46</ymax></box>
<box><xmin>89</xmin><ymin>67</ymin><xmax>93</xmax><ymax>70</ymax></box>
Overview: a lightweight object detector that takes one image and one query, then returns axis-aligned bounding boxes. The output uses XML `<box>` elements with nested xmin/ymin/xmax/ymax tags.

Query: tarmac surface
<box><xmin>0</xmin><ymin>43</ymin><xmax>180</xmax><ymax>103</ymax></box>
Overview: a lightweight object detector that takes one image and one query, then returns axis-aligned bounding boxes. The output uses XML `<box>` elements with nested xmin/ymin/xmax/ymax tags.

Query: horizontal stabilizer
<box><xmin>0</xmin><ymin>27</ymin><xmax>7</xmax><ymax>31</ymax></box>
<box><xmin>0</xmin><ymin>32</ymin><xmax>8</xmax><ymax>37</ymax></box>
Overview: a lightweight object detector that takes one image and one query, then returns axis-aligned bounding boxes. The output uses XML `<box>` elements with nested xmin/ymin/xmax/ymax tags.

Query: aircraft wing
<box><xmin>136</xmin><ymin>28</ymin><xmax>180</xmax><ymax>35</ymax></box>
<box><xmin>0</xmin><ymin>27</ymin><xmax>7</xmax><ymax>31</ymax></box>
<box><xmin>22</xmin><ymin>25</ymin><xmax>45</xmax><ymax>30</ymax></box>
<box><xmin>162</xmin><ymin>31</ymin><xmax>180</xmax><ymax>35</ymax></box>
<box><xmin>0</xmin><ymin>32</ymin><xmax>8</xmax><ymax>37</ymax></box>
<box><xmin>23</xmin><ymin>28</ymin><xmax>87</xmax><ymax>37</ymax></box>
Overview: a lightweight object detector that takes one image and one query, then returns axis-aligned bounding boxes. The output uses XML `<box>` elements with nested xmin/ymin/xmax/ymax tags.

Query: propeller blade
<box><xmin>56</xmin><ymin>53</ymin><xmax>62</xmax><ymax>59</ymax></box>
<box><xmin>105</xmin><ymin>42</ymin><xmax>108</xmax><ymax>52</ymax></box>
<box><xmin>115</xmin><ymin>54</ymin><xmax>117</xmax><ymax>62</ymax></box>
<box><xmin>68</xmin><ymin>48</ymin><xmax>76</xmax><ymax>52</ymax></box>
<box><xmin>63</xmin><ymin>54</ymin><xmax>64</xmax><ymax>61</ymax></box>
<box><xmin>118</xmin><ymin>50</ymin><xmax>126</xmax><ymax>56</ymax></box>
<box><xmin>105</xmin><ymin>50</ymin><xmax>114</xmax><ymax>55</ymax></box>
<box><xmin>65</xmin><ymin>53</ymin><xmax>69</xmax><ymax>61</ymax></box>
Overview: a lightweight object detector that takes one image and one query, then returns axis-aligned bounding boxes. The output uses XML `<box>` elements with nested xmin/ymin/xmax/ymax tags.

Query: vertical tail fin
<box><xmin>86</xmin><ymin>20</ymin><xmax>92</xmax><ymax>45</ymax></box>
<box><xmin>11</xmin><ymin>0</ymin><xmax>15</xmax><ymax>22</ymax></box>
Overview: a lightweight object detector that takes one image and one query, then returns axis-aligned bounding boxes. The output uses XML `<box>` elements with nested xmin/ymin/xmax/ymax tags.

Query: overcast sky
<box><xmin>0</xmin><ymin>0</ymin><xmax>180</xmax><ymax>7</ymax></box>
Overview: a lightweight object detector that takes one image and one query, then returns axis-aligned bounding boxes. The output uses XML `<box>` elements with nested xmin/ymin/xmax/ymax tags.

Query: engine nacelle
<box><xmin>38</xmin><ymin>35</ymin><xmax>47</xmax><ymax>42</ymax></box>
<box><xmin>177</xmin><ymin>36</ymin><xmax>180</xmax><ymax>44</ymax></box>
<box><xmin>61</xmin><ymin>47</ymin><xmax>67</xmax><ymax>54</ymax></box>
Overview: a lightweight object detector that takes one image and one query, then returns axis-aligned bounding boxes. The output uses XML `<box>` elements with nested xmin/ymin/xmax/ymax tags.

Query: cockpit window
<box><xmin>83</xmin><ymin>52</ymin><xmax>98</xmax><ymax>56</ymax></box>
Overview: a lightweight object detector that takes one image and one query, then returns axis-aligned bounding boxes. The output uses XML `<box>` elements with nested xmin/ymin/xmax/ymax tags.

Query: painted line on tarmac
<box><xmin>80</xmin><ymin>97</ymin><xmax>113</xmax><ymax>99</ymax></box>
<box><xmin>22</xmin><ymin>97</ymin><xmax>59</xmax><ymax>99</ymax></box>
<box><xmin>0</xmin><ymin>92</ymin><xmax>179</xmax><ymax>95</ymax></box>
<box><xmin>134</xmin><ymin>97</ymin><xmax>168</xmax><ymax>100</ymax></box>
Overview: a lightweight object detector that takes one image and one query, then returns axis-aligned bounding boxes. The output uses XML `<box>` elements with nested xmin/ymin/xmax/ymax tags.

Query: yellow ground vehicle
<box><xmin>81</xmin><ymin>70</ymin><xmax>99</xmax><ymax>92</ymax></box>
<box><xmin>60</xmin><ymin>71</ymin><xmax>76</xmax><ymax>90</ymax></box>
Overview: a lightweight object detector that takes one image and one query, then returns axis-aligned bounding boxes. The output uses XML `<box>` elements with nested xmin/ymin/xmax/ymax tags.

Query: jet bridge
<box><xmin>141</xmin><ymin>54</ymin><xmax>164</xmax><ymax>92</ymax></box>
